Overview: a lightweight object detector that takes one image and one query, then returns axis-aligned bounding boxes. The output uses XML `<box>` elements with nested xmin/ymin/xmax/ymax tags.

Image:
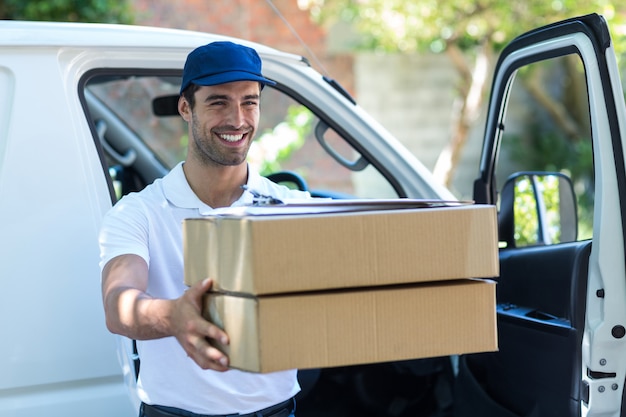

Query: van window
<box><xmin>498</xmin><ymin>54</ymin><xmax>594</xmax><ymax>244</ymax></box>
<box><xmin>83</xmin><ymin>72</ymin><xmax>396</xmax><ymax>200</ymax></box>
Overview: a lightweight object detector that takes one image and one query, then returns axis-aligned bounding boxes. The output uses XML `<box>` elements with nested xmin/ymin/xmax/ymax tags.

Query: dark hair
<box><xmin>181</xmin><ymin>83</ymin><xmax>201</xmax><ymax>110</ymax></box>
<box><xmin>180</xmin><ymin>81</ymin><xmax>264</xmax><ymax>111</ymax></box>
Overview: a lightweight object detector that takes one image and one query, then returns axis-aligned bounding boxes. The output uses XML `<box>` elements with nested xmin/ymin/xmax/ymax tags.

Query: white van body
<box><xmin>3</xmin><ymin>14</ymin><xmax>625</xmax><ymax>417</ymax></box>
<box><xmin>0</xmin><ymin>21</ymin><xmax>450</xmax><ymax>417</ymax></box>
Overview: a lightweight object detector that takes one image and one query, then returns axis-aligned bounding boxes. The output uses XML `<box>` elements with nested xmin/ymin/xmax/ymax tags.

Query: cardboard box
<box><xmin>184</xmin><ymin>202</ymin><xmax>498</xmax><ymax>294</ymax></box>
<box><xmin>205</xmin><ymin>279</ymin><xmax>497</xmax><ymax>373</ymax></box>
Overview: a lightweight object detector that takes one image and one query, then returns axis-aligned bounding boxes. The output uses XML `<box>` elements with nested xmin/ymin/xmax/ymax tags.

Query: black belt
<box><xmin>141</xmin><ymin>398</ymin><xmax>295</xmax><ymax>417</ymax></box>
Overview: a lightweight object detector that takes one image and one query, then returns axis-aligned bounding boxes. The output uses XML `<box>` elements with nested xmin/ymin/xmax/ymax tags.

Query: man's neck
<box><xmin>182</xmin><ymin>160</ymin><xmax>248</xmax><ymax>208</ymax></box>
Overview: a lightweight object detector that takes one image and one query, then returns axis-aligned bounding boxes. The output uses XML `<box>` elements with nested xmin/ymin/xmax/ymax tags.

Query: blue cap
<box><xmin>180</xmin><ymin>41</ymin><xmax>276</xmax><ymax>94</ymax></box>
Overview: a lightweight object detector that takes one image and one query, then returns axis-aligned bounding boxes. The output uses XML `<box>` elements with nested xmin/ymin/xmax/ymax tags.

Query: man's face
<box><xmin>182</xmin><ymin>80</ymin><xmax>261</xmax><ymax>167</ymax></box>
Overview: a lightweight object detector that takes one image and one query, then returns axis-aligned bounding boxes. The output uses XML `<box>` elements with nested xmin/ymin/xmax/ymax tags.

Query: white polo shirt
<box><xmin>99</xmin><ymin>162</ymin><xmax>308</xmax><ymax>414</ymax></box>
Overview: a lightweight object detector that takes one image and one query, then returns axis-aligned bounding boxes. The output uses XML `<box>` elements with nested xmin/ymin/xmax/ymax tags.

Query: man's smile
<box><xmin>216</xmin><ymin>131</ymin><xmax>250</xmax><ymax>143</ymax></box>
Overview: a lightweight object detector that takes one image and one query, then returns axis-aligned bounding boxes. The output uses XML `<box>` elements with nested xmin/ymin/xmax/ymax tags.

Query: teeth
<box><xmin>220</xmin><ymin>133</ymin><xmax>244</xmax><ymax>142</ymax></box>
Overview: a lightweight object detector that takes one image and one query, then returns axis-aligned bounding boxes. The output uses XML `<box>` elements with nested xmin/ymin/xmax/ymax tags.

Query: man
<box><xmin>100</xmin><ymin>41</ymin><xmax>309</xmax><ymax>417</ymax></box>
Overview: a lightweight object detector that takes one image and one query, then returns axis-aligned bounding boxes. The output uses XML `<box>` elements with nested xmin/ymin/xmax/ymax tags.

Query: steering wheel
<box><xmin>266</xmin><ymin>171</ymin><xmax>309</xmax><ymax>191</ymax></box>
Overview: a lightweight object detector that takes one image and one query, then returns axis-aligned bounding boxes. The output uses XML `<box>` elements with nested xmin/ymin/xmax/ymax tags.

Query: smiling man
<box><xmin>99</xmin><ymin>41</ymin><xmax>309</xmax><ymax>417</ymax></box>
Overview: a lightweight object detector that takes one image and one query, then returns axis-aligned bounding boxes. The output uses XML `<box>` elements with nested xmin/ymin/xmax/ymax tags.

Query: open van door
<box><xmin>457</xmin><ymin>14</ymin><xmax>626</xmax><ymax>417</ymax></box>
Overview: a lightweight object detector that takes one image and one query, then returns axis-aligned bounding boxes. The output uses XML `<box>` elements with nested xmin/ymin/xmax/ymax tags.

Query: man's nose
<box><xmin>226</xmin><ymin>105</ymin><xmax>245</xmax><ymax>128</ymax></box>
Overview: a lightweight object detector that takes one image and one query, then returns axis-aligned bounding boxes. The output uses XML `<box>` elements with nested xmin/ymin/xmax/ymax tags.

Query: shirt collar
<box><xmin>162</xmin><ymin>162</ymin><xmax>262</xmax><ymax>215</ymax></box>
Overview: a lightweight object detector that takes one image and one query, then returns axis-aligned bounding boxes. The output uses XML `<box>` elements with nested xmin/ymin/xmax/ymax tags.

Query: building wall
<box><xmin>354</xmin><ymin>52</ymin><xmax>484</xmax><ymax>199</ymax></box>
<box><xmin>131</xmin><ymin>0</ymin><xmax>354</xmax><ymax>94</ymax></box>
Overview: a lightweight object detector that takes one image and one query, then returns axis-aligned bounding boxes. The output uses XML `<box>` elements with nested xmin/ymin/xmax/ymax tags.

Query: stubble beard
<box><xmin>190</xmin><ymin>112</ymin><xmax>251</xmax><ymax>167</ymax></box>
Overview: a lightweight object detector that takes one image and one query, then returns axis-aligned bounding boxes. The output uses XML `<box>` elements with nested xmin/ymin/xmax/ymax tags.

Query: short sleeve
<box><xmin>99</xmin><ymin>194</ymin><xmax>150</xmax><ymax>272</ymax></box>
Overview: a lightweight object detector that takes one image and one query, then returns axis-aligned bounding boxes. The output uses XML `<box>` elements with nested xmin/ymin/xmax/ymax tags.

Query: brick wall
<box><xmin>131</xmin><ymin>0</ymin><xmax>354</xmax><ymax>94</ymax></box>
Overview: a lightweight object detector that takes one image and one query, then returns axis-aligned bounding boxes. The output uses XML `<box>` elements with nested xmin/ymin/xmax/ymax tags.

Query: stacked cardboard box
<box><xmin>184</xmin><ymin>200</ymin><xmax>499</xmax><ymax>373</ymax></box>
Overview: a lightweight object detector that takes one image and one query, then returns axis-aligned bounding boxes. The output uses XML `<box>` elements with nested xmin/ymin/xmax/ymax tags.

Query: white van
<box><xmin>2</xmin><ymin>14</ymin><xmax>626</xmax><ymax>417</ymax></box>
<box><xmin>0</xmin><ymin>20</ymin><xmax>450</xmax><ymax>417</ymax></box>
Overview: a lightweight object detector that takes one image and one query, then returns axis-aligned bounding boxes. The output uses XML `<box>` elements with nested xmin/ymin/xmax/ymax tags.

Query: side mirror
<box><xmin>499</xmin><ymin>172</ymin><xmax>577</xmax><ymax>248</ymax></box>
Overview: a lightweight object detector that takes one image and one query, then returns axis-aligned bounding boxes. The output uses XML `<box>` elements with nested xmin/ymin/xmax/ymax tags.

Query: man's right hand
<box><xmin>171</xmin><ymin>278</ymin><xmax>230</xmax><ymax>371</ymax></box>
<box><xmin>102</xmin><ymin>254</ymin><xmax>230</xmax><ymax>372</ymax></box>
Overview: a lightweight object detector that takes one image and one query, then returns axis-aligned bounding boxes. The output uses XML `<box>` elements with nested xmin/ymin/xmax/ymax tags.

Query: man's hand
<box><xmin>102</xmin><ymin>255</ymin><xmax>230</xmax><ymax>371</ymax></box>
<box><xmin>171</xmin><ymin>278</ymin><xmax>230</xmax><ymax>371</ymax></box>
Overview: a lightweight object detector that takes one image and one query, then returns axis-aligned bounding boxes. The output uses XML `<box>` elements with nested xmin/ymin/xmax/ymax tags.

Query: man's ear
<box><xmin>178</xmin><ymin>96</ymin><xmax>191</xmax><ymax>122</ymax></box>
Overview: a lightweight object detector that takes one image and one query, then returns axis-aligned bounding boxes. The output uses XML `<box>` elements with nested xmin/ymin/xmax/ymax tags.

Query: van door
<box><xmin>456</xmin><ymin>14</ymin><xmax>626</xmax><ymax>417</ymax></box>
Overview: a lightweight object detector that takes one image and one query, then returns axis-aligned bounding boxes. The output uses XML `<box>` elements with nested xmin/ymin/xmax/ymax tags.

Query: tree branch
<box><xmin>434</xmin><ymin>42</ymin><xmax>492</xmax><ymax>188</ymax></box>
<box><xmin>524</xmin><ymin>68</ymin><xmax>581</xmax><ymax>141</ymax></box>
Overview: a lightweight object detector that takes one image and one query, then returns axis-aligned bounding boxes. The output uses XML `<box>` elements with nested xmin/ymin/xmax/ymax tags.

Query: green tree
<box><xmin>248</xmin><ymin>105</ymin><xmax>314</xmax><ymax>176</ymax></box>
<box><xmin>0</xmin><ymin>0</ymin><xmax>133</xmax><ymax>23</ymax></box>
<box><xmin>302</xmin><ymin>0</ymin><xmax>626</xmax><ymax>187</ymax></box>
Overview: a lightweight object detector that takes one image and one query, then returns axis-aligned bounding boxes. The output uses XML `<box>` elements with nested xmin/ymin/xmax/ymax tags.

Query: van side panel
<box><xmin>0</xmin><ymin>48</ymin><xmax>134</xmax><ymax>416</ymax></box>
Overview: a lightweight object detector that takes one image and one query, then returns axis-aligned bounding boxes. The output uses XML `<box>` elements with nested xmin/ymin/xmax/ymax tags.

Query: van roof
<box><xmin>0</xmin><ymin>20</ymin><xmax>299</xmax><ymax>60</ymax></box>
